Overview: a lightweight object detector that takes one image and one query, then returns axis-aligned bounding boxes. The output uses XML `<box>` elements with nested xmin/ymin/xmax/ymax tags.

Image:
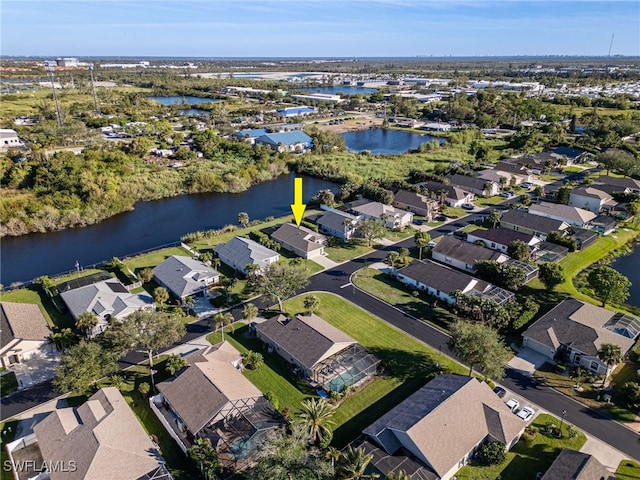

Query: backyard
<box><xmin>0</xmin><ymin>372</ymin><xmax>18</xmax><ymax>397</ymax></box>
<box><xmin>456</xmin><ymin>413</ymin><xmax>587</xmax><ymax>480</ymax></box>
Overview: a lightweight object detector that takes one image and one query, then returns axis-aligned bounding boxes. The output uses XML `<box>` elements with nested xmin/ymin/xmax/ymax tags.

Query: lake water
<box><xmin>341</xmin><ymin>128</ymin><xmax>444</xmax><ymax>154</ymax></box>
<box><xmin>1</xmin><ymin>175</ymin><xmax>339</xmax><ymax>286</ymax></box>
<box><xmin>300</xmin><ymin>86</ymin><xmax>378</xmax><ymax>95</ymax></box>
<box><xmin>147</xmin><ymin>96</ymin><xmax>220</xmax><ymax>105</ymax></box>
<box><xmin>608</xmin><ymin>242</ymin><xmax>640</xmax><ymax>307</ymax></box>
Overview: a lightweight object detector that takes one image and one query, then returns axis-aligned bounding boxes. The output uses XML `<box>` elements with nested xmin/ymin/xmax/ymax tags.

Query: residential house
<box><xmin>255</xmin><ymin>131</ymin><xmax>313</xmax><ymax>153</ymax></box>
<box><xmin>522</xmin><ymin>299</ymin><xmax>639</xmax><ymax>376</ymax></box>
<box><xmin>446</xmin><ymin>174</ymin><xmax>500</xmax><ymax>197</ymax></box>
<box><xmin>591</xmin><ymin>215</ymin><xmax>617</xmax><ymax>235</ymax></box>
<box><xmin>421</xmin><ymin>122</ymin><xmax>451</xmax><ymax>132</ymax></box>
<box><xmin>569</xmin><ymin>185</ymin><xmax>618</xmax><ymax>214</ymax></box>
<box><xmin>0</xmin><ymin>302</ymin><xmax>53</xmax><ymax>368</ymax></box>
<box><xmin>499</xmin><ymin>210</ymin><xmax>569</xmax><ymax>240</ymax></box>
<box><xmin>479</xmin><ymin>162</ymin><xmax>534</xmax><ymax>186</ymax></box>
<box><xmin>363</xmin><ymin>375</ymin><xmax>525</xmax><ymax>480</ymax></box>
<box><xmin>531</xmin><ymin>241</ymin><xmax>569</xmax><ymax>264</ymax></box>
<box><xmin>213</xmin><ymin>237</ymin><xmax>280</xmax><ymax>275</ymax></box>
<box><xmin>418</xmin><ymin>181</ymin><xmax>474</xmax><ymax>208</ymax></box>
<box><xmin>528</xmin><ymin>201</ymin><xmax>597</xmax><ymax>228</ymax></box>
<box><xmin>547</xmin><ymin>146</ymin><xmax>589</xmax><ymax>164</ymax></box>
<box><xmin>431</xmin><ymin>236</ymin><xmax>509</xmax><ymax>273</ymax></box>
<box><xmin>507</xmin><ymin>154</ymin><xmax>548</xmax><ymax>174</ymax></box>
<box><xmin>0</xmin><ymin>128</ymin><xmax>24</xmax><ymax>151</ymax></box>
<box><xmin>270</xmin><ymin>222</ymin><xmax>327</xmax><ymax>259</ymax></box>
<box><xmin>152</xmin><ymin>342</ymin><xmax>282</xmax><ymax>468</ymax></box>
<box><xmin>153</xmin><ymin>255</ymin><xmax>220</xmax><ymax>300</ymax></box>
<box><xmin>393</xmin><ymin>189</ymin><xmax>438</xmax><ymax>220</ymax></box>
<box><xmin>59</xmin><ymin>278</ymin><xmax>155</xmax><ymax>336</ymax></box>
<box><xmin>233</xmin><ymin>128</ymin><xmax>268</xmax><ymax>144</ymax></box>
<box><xmin>316</xmin><ymin>207</ymin><xmax>359</xmax><ymax>241</ymax></box>
<box><xmin>396</xmin><ymin>260</ymin><xmax>514</xmax><ymax>305</ymax></box>
<box><xmin>349</xmin><ymin>201</ymin><xmax>414</xmax><ymax>229</ymax></box>
<box><xmin>465</xmin><ymin>228</ymin><xmax>541</xmax><ymax>254</ymax></box>
<box><xmin>6</xmin><ymin>387</ymin><xmax>171</xmax><ymax>480</ymax></box>
<box><xmin>594</xmin><ymin>175</ymin><xmax>640</xmax><ymax>194</ymax></box>
<box><xmin>541</xmin><ymin>449</ymin><xmax>618</xmax><ymax>480</ymax></box>
<box><xmin>568</xmin><ymin>227</ymin><xmax>599</xmax><ymax>250</ymax></box>
<box><xmin>255</xmin><ymin>314</ymin><xmax>380</xmax><ymax>392</ymax></box>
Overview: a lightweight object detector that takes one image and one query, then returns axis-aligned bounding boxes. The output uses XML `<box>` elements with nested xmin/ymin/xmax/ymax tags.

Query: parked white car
<box><xmin>505</xmin><ymin>398</ymin><xmax>520</xmax><ymax>413</ymax></box>
<box><xmin>516</xmin><ymin>406</ymin><xmax>536</xmax><ymax>421</ymax></box>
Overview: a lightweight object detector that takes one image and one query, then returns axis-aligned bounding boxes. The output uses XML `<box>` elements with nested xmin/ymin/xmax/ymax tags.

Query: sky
<box><xmin>1</xmin><ymin>0</ymin><xmax>639</xmax><ymax>58</ymax></box>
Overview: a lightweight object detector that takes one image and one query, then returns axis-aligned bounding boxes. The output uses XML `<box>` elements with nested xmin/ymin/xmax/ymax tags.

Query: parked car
<box><xmin>461</xmin><ymin>203</ymin><xmax>475</xmax><ymax>211</ymax></box>
<box><xmin>516</xmin><ymin>406</ymin><xmax>536</xmax><ymax>421</ymax></box>
<box><xmin>413</xmin><ymin>219</ymin><xmax>424</xmax><ymax>225</ymax></box>
<box><xmin>493</xmin><ymin>386</ymin><xmax>507</xmax><ymax>398</ymax></box>
<box><xmin>453</xmin><ymin>230</ymin><xmax>467</xmax><ymax>240</ymax></box>
<box><xmin>500</xmin><ymin>191</ymin><xmax>516</xmax><ymax>198</ymax></box>
<box><xmin>522</xmin><ymin>182</ymin><xmax>534</xmax><ymax>189</ymax></box>
<box><xmin>427</xmin><ymin>240</ymin><xmax>437</xmax><ymax>248</ymax></box>
<box><xmin>505</xmin><ymin>398</ymin><xmax>520</xmax><ymax>412</ymax></box>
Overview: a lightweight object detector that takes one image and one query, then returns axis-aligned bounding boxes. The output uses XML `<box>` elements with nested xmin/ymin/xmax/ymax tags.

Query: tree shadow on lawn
<box><xmin>500</xmin><ymin>442</ymin><xmax>560</xmax><ymax>480</ymax></box>
<box><xmin>367</xmin><ymin>347</ymin><xmax>444</xmax><ymax>381</ymax></box>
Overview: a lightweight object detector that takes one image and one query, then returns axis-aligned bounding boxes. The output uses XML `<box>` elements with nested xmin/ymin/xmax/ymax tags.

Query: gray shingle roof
<box><xmin>271</xmin><ymin>223</ymin><xmax>326</xmax><ymax>254</ymax></box>
<box><xmin>397</xmin><ymin>260</ymin><xmax>482</xmax><ymax>295</ymax></box>
<box><xmin>317</xmin><ymin>210</ymin><xmax>358</xmax><ymax>232</ymax></box>
<box><xmin>523</xmin><ymin>299</ymin><xmax>636</xmax><ymax>356</ymax></box>
<box><xmin>433</xmin><ymin>236</ymin><xmax>507</xmax><ymax>265</ymax></box>
<box><xmin>256</xmin><ymin>314</ymin><xmax>356</xmax><ymax>370</ymax></box>
<box><xmin>153</xmin><ymin>255</ymin><xmax>220</xmax><ymax>299</ymax></box>
<box><xmin>529</xmin><ymin>202</ymin><xmax>596</xmax><ymax>225</ymax></box>
<box><xmin>541</xmin><ymin>449</ymin><xmax>618</xmax><ymax>480</ymax></box>
<box><xmin>213</xmin><ymin>236</ymin><xmax>279</xmax><ymax>271</ymax></box>
<box><xmin>418</xmin><ymin>181</ymin><xmax>470</xmax><ymax>202</ymax></box>
<box><xmin>393</xmin><ymin>189</ymin><xmax>433</xmax><ymax>210</ymax></box>
<box><xmin>500</xmin><ymin>210</ymin><xmax>567</xmax><ymax>234</ymax></box>
<box><xmin>446</xmin><ymin>174</ymin><xmax>493</xmax><ymax>191</ymax></box>
<box><xmin>469</xmin><ymin>228</ymin><xmax>538</xmax><ymax>246</ymax></box>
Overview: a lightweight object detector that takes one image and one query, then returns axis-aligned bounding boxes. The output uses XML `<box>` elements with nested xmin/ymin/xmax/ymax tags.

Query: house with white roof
<box><xmin>350</xmin><ymin>201</ymin><xmax>413</xmax><ymax>229</ymax></box>
<box><xmin>528</xmin><ymin>201</ymin><xmax>597</xmax><ymax>228</ymax></box>
<box><xmin>153</xmin><ymin>255</ymin><xmax>220</xmax><ymax>300</ymax></box>
<box><xmin>0</xmin><ymin>129</ymin><xmax>24</xmax><ymax>151</ymax></box>
<box><xmin>213</xmin><ymin>237</ymin><xmax>280</xmax><ymax>275</ymax></box>
<box><xmin>255</xmin><ymin>131</ymin><xmax>313</xmax><ymax>153</ymax></box>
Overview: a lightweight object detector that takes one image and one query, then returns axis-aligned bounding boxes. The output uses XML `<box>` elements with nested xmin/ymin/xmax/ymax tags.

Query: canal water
<box><xmin>1</xmin><ymin>175</ymin><xmax>339</xmax><ymax>286</ymax></box>
<box><xmin>609</xmin><ymin>242</ymin><xmax>640</xmax><ymax>308</ymax></box>
<box><xmin>341</xmin><ymin>128</ymin><xmax>444</xmax><ymax>154</ymax></box>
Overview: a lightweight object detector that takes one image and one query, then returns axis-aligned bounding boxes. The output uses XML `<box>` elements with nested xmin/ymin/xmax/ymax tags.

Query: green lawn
<box><xmin>123</xmin><ymin>246</ymin><xmax>193</xmax><ymax>274</ymax></box>
<box><xmin>476</xmin><ymin>195</ymin><xmax>509</xmax><ymax>207</ymax></box>
<box><xmin>325</xmin><ymin>240</ymin><xmax>373</xmax><ymax>263</ymax></box>
<box><xmin>617</xmin><ymin>460</ymin><xmax>640</xmax><ymax>480</ymax></box>
<box><xmin>0</xmin><ymin>419</ymin><xmax>18</xmax><ymax>480</ymax></box>
<box><xmin>0</xmin><ymin>285</ymin><xmax>73</xmax><ymax>329</ymax></box>
<box><xmin>383</xmin><ymin>227</ymin><xmax>416</xmax><ymax>243</ymax></box>
<box><xmin>352</xmin><ymin>267</ymin><xmax>459</xmax><ymax>332</ymax></box>
<box><xmin>456</xmin><ymin>413</ymin><xmax>587</xmax><ymax>480</ymax></box>
<box><xmin>0</xmin><ymin>372</ymin><xmax>18</xmax><ymax>397</ymax></box>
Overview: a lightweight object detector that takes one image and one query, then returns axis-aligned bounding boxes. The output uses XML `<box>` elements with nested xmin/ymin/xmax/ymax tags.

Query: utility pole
<box><xmin>46</xmin><ymin>66</ymin><xmax>63</xmax><ymax>127</ymax></box>
<box><xmin>89</xmin><ymin>64</ymin><xmax>100</xmax><ymax>114</ymax></box>
<box><xmin>608</xmin><ymin>33</ymin><xmax>615</xmax><ymax>57</ymax></box>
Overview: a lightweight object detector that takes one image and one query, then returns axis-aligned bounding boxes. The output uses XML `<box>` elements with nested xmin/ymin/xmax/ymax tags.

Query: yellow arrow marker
<box><xmin>290</xmin><ymin>177</ymin><xmax>306</xmax><ymax>227</ymax></box>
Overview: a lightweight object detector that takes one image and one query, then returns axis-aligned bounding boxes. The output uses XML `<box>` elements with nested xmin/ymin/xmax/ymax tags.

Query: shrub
<box><xmin>138</xmin><ymin>382</ymin><xmax>150</xmax><ymax>397</ymax></box>
<box><xmin>243</xmin><ymin>350</ymin><xmax>264</xmax><ymax>370</ymax></box>
<box><xmin>264</xmin><ymin>391</ymin><xmax>280</xmax><ymax>410</ymax></box>
<box><xmin>555</xmin><ymin>364</ymin><xmax>566</xmax><ymax>374</ymax></box>
<box><xmin>478</xmin><ymin>441</ymin><xmax>506</xmax><ymax>466</ymax></box>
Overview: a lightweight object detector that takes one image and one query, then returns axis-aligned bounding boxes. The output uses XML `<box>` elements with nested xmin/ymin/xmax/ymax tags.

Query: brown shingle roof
<box><xmin>0</xmin><ymin>302</ymin><xmax>50</xmax><ymax>348</ymax></box>
<box><xmin>271</xmin><ymin>223</ymin><xmax>326</xmax><ymax>253</ymax></box>
<box><xmin>256</xmin><ymin>313</ymin><xmax>356</xmax><ymax>370</ymax></box>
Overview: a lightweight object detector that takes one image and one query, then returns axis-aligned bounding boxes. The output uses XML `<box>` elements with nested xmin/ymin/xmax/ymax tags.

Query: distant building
<box><xmin>291</xmin><ymin>93</ymin><xmax>343</xmax><ymax>103</ymax></box>
<box><xmin>276</xmin><ymin>106</ymin><xmax>316</xmax><ymax>117</ymax></box>
<box><xmin>56</xmin><ymin>57</ymin><xmax>80</xmax><ymax>67</ymax></box>
<box><xmin>255</xmin><ymin>131</ymin><xmax>313</xmax><ymax>153</ymax></box>
<box><xmin>421</xmin><ymin>122</ymin><xmax>451</xmax><ymax>132</ymax></box>
<box><xmin>0</xmin><ymin>128</ymin><xmax>24</xmax><ymax>151</ymax></box>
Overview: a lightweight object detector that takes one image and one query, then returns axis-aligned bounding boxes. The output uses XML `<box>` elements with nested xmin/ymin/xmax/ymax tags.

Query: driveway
<box><xmin>10</xmin><ymin>347</ymin><xmax>60</xmax><ymax>390</ymax></box>
<box><xmin>312</xmin><ymin>254</ymin><xmax>339</xmax><ymax>269</ymax></box>
<box><xmin>507</xmin><ymin>348</ymin><xmax>549</xmax><ymax>377</ymax></box>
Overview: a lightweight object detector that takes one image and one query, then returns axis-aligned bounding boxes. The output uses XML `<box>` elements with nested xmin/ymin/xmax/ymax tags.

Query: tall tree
<box><xmin>296</xmin><ymin>398</ymin><xmax>335</xmax><ymax>445</ymax></box>
<box><xmin>188</xmin><ymin>437</ymin><xmax>222</xmax><ymax>480</ymax></box>
<box><xmin>76</xmin><ymin>311</ymin><xmax>99</xmax><ymax>338</ymax></box>
<box><xmin>242</xmin><ymin>302</ymin><xmax>259</xmax><ymax>320</ymax></box>
<box><xmin>303</xmin><ymin>295</ymin><xmax>321</xmax><ymax>315</ymax></box>
<box><xmin>49</xmin><ymin>328</ymin><xmax>77</xmax><ymax>352</ymax></box>
<box><xmin>357</xmin><ymin>218</ymin><xmax>386</xmax><ymax>247</ymax></box>
<box><xmin>153</xmin><ymin>286</ymin><xmax>169</xmax><ymax>306</ymax></box>
<box><xmin>587</xmin><ymin>266</ymin><xmax>631</xmax><ymax>307</ymax></box>
<box><xmin>165</xmin><ymin>354</ymin><xmax>188</xmax><ymax>376</ymax></box>
<box><xmin>115</xmin><ymin>310</ymin><xmax>186</xmax><ymax>370</ymax></box>
<box><xmin>449</xmin><ymin>320</ymin><xmax>511</xmax><ymax>379</ymax></box>
<box><xmin>238</xmin><ymin>211</ymin><xmax>250</xmax><ymax>228</ymax></box>
<box><xmin>414</xmin><ymin>231</ymin><xmax>431</xmax><ymax>261</ymax></box>
<box><xmin>53</xmin><ymin>340</ymin><xmax>117</xmax><ymax>394</ymax></box>
<box><xmin>336</xmin><ymin>447</ymin><xmax>379</xmax><ymax>480</ymax></box>
<box><xmin>507</xmin><ymin>240</ymin><xmax>530</xmax><ymax>261</ymax></box>
<box><xmin>488</xmin><ymin>209</ymin><xmax>502</xmax><ymax>229</ymax></box>
<box><xmin>251</xmin><ymin>262</ymin><xmax>310</xmax><ymax>311</ymax></box>
<box><xmin>538</xmin><ymin>262</ymin><xmax>565</xmax><ymax>291</ymax></box>
<box><xmin>597</xmin><ymin>343</ymin><xmax>623</xmax><ymax>378</ymax></box>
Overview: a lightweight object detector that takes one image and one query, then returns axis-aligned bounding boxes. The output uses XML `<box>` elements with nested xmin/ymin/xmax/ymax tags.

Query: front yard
<box><xmin>617</xmin><ymin>460</ymin><xmax>640</xmax><ymax>480</ymax></box>
<box><xmin>456</xmin><ymin>413</ymin><xmax>587</xmax><ymax>480</ymax></box>
<box><xmin>325</xmin><ymin>240</ymin><xmax>373</xmax><ymax>263</ymax></box>
<box><xmin>208</xmin><ymin>292</ymin><xmax>467</xmax><ymax>448</ymax></box>
<box><xmin>0</xmin><ymin>372</ymin><xmax>18</xmax><ymax>397</ymax></box>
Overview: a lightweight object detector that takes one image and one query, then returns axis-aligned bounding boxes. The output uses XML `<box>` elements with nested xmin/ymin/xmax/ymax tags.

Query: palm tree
<box><xmin>303</xmin><ymin>295</ymin><xmax>320</xmax><ymax>315</ymax></box>
<box><xmin>336</xmin><ymin>446</ymin><xmax>379</xmax><ymax>480</ymax></box>
<box><xmin>242</xmin><ymin>302</ymin><xmax>259</xmax><ymax>321</ymax></box>
<box><xmin>414</xmin><ymin>231</ymin><xmax>431</xmax><ymax>261</ymax></box>
<box><xmin>324</xmin><ymin>446</ymin><xmax>342</xmax><ymax>469</ymax></box>
<box><xmin>182</xmin><ymin>296</ymin><xmax>195</xmax><ymax>313</ymax></box>
<box><xmin>49</xmin><ymin>328</ymin><xmax>76</xmax><ymax>352</ymax></box>
<box><xmin>296</xmin><ymin>398</ymin><xmax>335</xmax><ymax>444</ymax></box>
<box><xmin>211</xmin><ymin>257</ymin><xmax>221</xmax><ymax>271</ymax></box>
<box><xmin>597</xmin><ymin>343</ymin><xmax>623</xmax><ymax>381</ymax></box>
<box><xmin>238</xmin><ymin>211</ymin><xmax>250</xmax><ymax>228</ymax></box>
<box><xmin>387</xmin><ymin>471</ymin><xmax>411</xmax><ymax>480</ymax></box>
<box><xmin>76</xmin><ymin>311</ymin><xmax>99</xmax><ymax>338</ymax></box>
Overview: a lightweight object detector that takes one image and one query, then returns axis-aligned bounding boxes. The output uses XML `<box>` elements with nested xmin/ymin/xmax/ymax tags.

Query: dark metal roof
<box><xmin>500</xmin><ymin>210</ymin><xmax>566</xmax><ymax>233</ymax></box>
<box><xmin>397</xmin><ymin>260</ymin><xmax>477</xmax><ymax>295</ymax></box>
<box><xmin>433</xmin><ymin>236</ymin><xmax>506</xmax><ymax>265</ymax></box>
